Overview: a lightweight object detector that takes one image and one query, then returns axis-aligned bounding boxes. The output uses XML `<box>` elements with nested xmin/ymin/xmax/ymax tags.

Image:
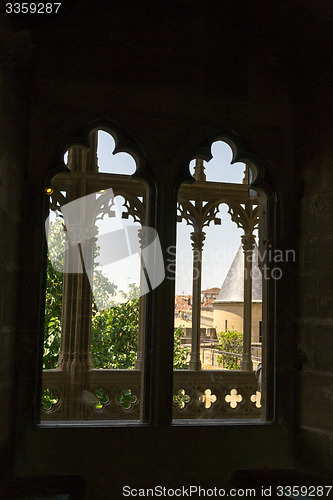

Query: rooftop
<box><xmin>215</xmin><ymin>244</ymin><xmax>262</xmax><ymax>303</ymax></box>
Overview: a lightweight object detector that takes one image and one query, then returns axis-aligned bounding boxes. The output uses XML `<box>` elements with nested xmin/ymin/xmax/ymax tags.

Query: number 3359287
<box><xmin>5</xmin><ymin>3</ymin><xmax>62</xmax><ymax>14</ymax></box>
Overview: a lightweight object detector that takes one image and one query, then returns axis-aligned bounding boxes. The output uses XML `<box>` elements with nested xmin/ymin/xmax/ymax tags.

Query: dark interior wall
<box><xmin>0</xmin><ymin>63</ymin><xmax>32</xmax><ymax>475</ymax></box>
<box><xmin>0</xmin><ymin>1</ymin><xmax>332</xmax><ymax>497</ymax></box>
<box><xmin>295</xmin><ymin>76</ymin><xmax>333</xmax><ymax>475</ymax></box>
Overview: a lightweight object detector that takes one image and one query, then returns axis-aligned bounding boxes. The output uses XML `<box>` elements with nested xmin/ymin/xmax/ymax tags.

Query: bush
<box><xmin>43</xmin><ymin>257</ymin><xmax>63</xmax><ymax>369</ymax></box>
<box><xmin>173</xmin><ymin>326</ymin><xmax>190</xmax><ymax>369</ymax></box>
<box><xmin>44</xmin><ymin>221</ymin><xmax>191</xmax><ymax>370</ymax></box>
<box><xmin>91</xmin><ymin>299</ymin><xmax>139</xmax><ymax>369</ymax></box>
<box><xmin>216</xmin><ymin>329</ymin><xmax>243</xmax><ymax>370</ymax></box>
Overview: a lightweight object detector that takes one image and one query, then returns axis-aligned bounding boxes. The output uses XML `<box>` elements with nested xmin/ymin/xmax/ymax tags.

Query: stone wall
<box><xmin>295</xmin><ymin>81</ymin><xmax>333</xmax><ymax>475</ymax></box>
<box><xmin>3</xmin><ymin>1</ymin><xmax>332</xmax><ymax>497</ymax></box>
<box><xmin>0</xmin><ymin>63</ymin><xmax>32</xmax><ymax>476</ymax></box>
<box><xmin>214</xmin><ymin>302</ymin><xmax>262</xmax><ymax>342</ymax></box>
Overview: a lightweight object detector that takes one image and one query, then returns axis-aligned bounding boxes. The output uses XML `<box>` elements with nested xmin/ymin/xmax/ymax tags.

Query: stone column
<box><xmin>241</xmin><ymin>233</ymin><xmax>255</xmax><ymax>370</ymax></box>
<box><xmin>193</xmin><ymin>158</ymin><xmax>206</xmax><ymax>182</ymax></box>
<box><xmin>54</xmin><ymin>133</ymin><xmax>98</xmax><ymax>418</ymax></box>
<box><xmin>56</xmin><ymin>137</ymin><xmax>98</xmax><ymax>373</ymax></box>
<box><xmin>57</xmin><ymin>239</ymin><xmax>78</xmax><ymax>371</ymax></box>
<box><xmin>135</xmin><ymin>227</ymin><xmax>147</xmax><ymax>370</ymax></box>
<box><xmin>57</xmin><ymin>225</ymin><xmax>97</xmax><ymax>370</ymax></box>
<box><xmin>72</xmin><ymin>227</ymin><xmax>96</xmax><ymax>372</ymax></box>
<box><xmin>189</xmin><ymin>230</ymin><xmax>205</xmax><ymax>370</ymax></box>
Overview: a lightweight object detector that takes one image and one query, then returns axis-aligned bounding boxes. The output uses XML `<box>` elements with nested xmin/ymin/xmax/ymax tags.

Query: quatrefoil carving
<box><xmin>225</xmin><ymin>388</ymin><xmax>242</xmax><ymax>408</ymax></box>
<box><xmin>42</xmin><ymin>388</ymin><xmax>60</xmax><ymax>412</ymax></box>
<box><xmin>117</xmin><ymin>388</ymin><xmax>138</xmax><ymax>410</ymax></box>
<box><xmin>173</xmin><ymin>388</ymin><xmax>191</xmax><ymax>409</ymax></box>
<box><xmin>199</xmin><ymin>388</ymin><xmax>217</xmax><ymax>409</ymax></box>
<box><xmin>93</xmin><ymin>388</ymin><xmax>110</xmax><ymax>411</ymax></box>
<box><xmin>250</xmin><ymin>391</ymin><xmax>262</xmax><ymax>408</ymax></box>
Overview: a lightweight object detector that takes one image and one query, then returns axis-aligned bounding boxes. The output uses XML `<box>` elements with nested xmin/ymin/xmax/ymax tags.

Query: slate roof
<box><xmin>215</xmin><ymin>244</ymin><xmax>262</xmax><ymax>302</ymax></box>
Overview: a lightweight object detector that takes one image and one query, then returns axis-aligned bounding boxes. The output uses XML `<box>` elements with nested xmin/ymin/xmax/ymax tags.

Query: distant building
<box><xmin>213</xmin><ymin>244</ymin><xmax>262</xmax><ymax>342</ymax></box>
<box><xmin>201</xmin><ymin>287</ymin><xmax>220</xmax><ymax>303</ymax></box>
<box><xmin>174</xmin><ymin>294</ymin><xmax>192</xmax><ymax>320</ymax></box>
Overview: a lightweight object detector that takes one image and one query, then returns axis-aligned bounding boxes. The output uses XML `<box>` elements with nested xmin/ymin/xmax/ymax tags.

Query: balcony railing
<box><xmin>42</xmin><ymin>368</ymin><xmax>261</xmax><ymax>421</ymax></box>
<box><xmin>200</xmin><ymin>348</ymin><xmax>261</xmax><ymax>370</ymax></box>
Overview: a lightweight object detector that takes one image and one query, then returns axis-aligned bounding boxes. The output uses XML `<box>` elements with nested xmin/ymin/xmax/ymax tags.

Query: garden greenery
<box><xmin>44</xmin><ymin>221</ymin><xmax>189</xmax><ymax>370</ymax></box>
<box><xmin>216</xmin><ymin>329</ymin><xmax>243</xmax><ymax>370</ymax></box>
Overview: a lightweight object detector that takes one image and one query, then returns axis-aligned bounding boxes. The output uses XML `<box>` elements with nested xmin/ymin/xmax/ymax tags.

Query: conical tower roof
<box><xmin>215</xmin><ymin>244</ymin><xmax>262</xmax><ymax>303</ymax></box>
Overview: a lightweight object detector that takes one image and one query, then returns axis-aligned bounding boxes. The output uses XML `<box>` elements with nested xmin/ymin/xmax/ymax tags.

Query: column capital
<box><xmin>138</xmin><ymin>226</ymin><xmax>147</xmax><ymax>248</ymax></box>
<box><xmin>190</xmin><ymin>231</ymin><xmax>206</xmax><ymax>251</ymax></box>
<box><xmin>64</xmin><ymin>223</ymin><xmax>98</xmax><ymax>246</ymax></box>
<box><xmin>241</xmin><ymin>233</ymin><xmax>255</xmax><ymax>253</ymax></box>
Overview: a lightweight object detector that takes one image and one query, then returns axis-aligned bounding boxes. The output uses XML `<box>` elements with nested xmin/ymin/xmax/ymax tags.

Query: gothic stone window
<box><xmin>41</xmin><ymin>130</ymin><xmax>273</xmax><ymax>424</ymax></box>
<box><xmin>42</xmin><ymin>129</ymin><xmax>152</xmax><ymax>421</ymax></box>
<box><xmin>172</xmin><ymin>139</ymin><xmax>271</xmax><ymax>421</ymax></box>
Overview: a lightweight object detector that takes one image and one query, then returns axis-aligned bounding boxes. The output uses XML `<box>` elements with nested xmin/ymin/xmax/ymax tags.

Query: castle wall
<box><xmin>214</xmin><ymin>302</ymin><xmax>262</xmax><ymax>343</ymax></box>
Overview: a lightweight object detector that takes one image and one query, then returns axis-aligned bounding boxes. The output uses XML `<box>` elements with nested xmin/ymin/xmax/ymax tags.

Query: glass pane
<box><xmin>42</xmin><ymin>131</ymin><xmax>146</xmax><ymax>422</ymax></box>
<box><xmin>43</xmin><ymin>212</ymin><xmax>65</xmax><ymax>370</ymax></box>
<box><xmin>173</xmin><ymin>143</ymin><xmax>264</xmax><ymax>421</ymax></box>
<box><xmin>189</xmin><ymin>141</ymin><xmax>246</xmax><ymax>183</ymax></box>
<box><xmin>97</xmin><ymin>130</ymin><xmax>136</xmax><ymax>174</ymax></box>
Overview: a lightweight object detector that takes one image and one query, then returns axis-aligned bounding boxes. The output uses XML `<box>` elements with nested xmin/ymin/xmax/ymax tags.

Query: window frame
<box><xmin>38</xmin><ymin>125</ymin><xmax>276</xmax><ymax>427</ymax></box>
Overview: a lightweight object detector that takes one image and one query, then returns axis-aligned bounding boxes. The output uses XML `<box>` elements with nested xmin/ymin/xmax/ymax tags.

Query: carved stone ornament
<box><xmin>228</xmin><ymin>202</ymin><xmax>259</xmax><ymax>233</ymax></box>
<box><xmin>190</xmin><ymin>231</ymin><xmax>206</xmax><ymax>251</ymax></box>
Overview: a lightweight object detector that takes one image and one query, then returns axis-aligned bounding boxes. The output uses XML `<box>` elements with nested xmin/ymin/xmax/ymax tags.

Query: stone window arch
<box><xmin>41</xmin><ymin>127</ymin><xmax>275</xmax><ymax>424</ymax></box>
<box><xmin>172</xmin><ymin>133</ymin><xmax>275</xmax><ymax>421</ymax></box>
<box><xmin>42</xmin><ymin>126</ymin><xmax>155</xmax><ymax>421</ymax></box>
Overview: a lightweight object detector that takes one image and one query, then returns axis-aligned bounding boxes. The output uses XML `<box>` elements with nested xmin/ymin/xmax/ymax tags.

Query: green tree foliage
<box><xmin>44</xmin><ymin>221</ymin><xmax>65</xmax><ymax>369</ymax></box>
<box><xmin>216</xmin><ymin>329</ymin><xmax>243</xmax><ymax>370</ymax></box>
<box><xmin>44</xmin><ymin>219</ymin><xmax>117</xmax><ymax>369</ymax></box>
<box><xmin>44</xmin><ymin>220</ymin><xmax>189</xmax><ymax>370</ymax></box>
<box><xmin>92</xmin><ymin>244</ymin><xmax>118</xmax><ymax>312</ymax></box>
<box><xmin>120</xmin><ymin>283</ymin><xmax>140</xmax><ymax>301</ymax></box>
<box><xmin>173</xmin><ymin>326</ymin><xmax>190</xmax><ymax>369</ymax></box>
<box><xmin>91</xmin><ymin>299</ymin><xmax>139</xmax><ymax>369</ymax></box>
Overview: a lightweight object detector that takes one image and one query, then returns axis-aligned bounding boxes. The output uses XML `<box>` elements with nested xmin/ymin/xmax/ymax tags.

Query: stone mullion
<box><xmin>70</xmin><ymin>189</ymin><xmax>97</xmax><ymax>419</ymax></box>
<box><xmin>135</xmin><ymin>226</ymin><xmax>147</xmax><ymax>371</ymax></box>
<box><xmin>57</xmin><ymin>236</ymin><xmax>95</xmax><ymax>375</ymax></box>
<box><xmin>57</xmin><ymin>243</ymin><xmax>79</xmax><ymax>370</ymax></box>
<box><xmin>193</xmin><ymin>158</ymin><xmax>206</xmax><ymax>182</ymax></box>
<box><xmin>180</xmin><ymin>196</ymin><xmax>221</xmax><ymax>371</ymax></box>
<box><xmin>56</xmin><ymin>237</ymin><xmax>90</xmax><ymax>419</ymax></box>
<box><xmin>134</xmin><ymin>292</ymin><xmax>145</xmax><ymax>370</ymax></box>
<box><xmin>54</xmin><ymin>138</ymin><xmax>98</xmax><ymax>419</ymax></box>
<box><xmin>189</xmin><ymin>197</ymin><xmax>205</xmax><ymax>371</ymax></box>
<box><xmin>56</xmin><ymin>146</ymin><xmax>87</xmax><ymax>374</ymax></box>
<box><xmin>241</xmin><ymin>233</ymin><xmax>255</xmax><ymax>371</ymax></box>
<box><xmin>189</xmin><ymin>230</ymin><xmax>205</xmax><ymax>370</ymax></box>
<box><xmin>72</xmin><ymin>240</ymin><xmax>94</xmax><ymax>373</ymax></box>
<box><xmin>147</xmin><ymin>179</ymin><xmax>177</xmax><ymax>425</ymax></box>
<box><xmin>67</xmin><ymin>270</ymin><xmax>93</xmax><ymax>419</ymax></box>
<box><xmin>177</xmin><ymin>199</ymin><xmax>202</xmax><ymax>371</ymax></box>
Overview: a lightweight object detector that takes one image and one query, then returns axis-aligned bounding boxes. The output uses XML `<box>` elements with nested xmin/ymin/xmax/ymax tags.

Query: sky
<box><xmin>53</xmin><ymin>131</ymin><xmax>256</xmax><ymax>298</ymax></box>
<box><xmin>96</xmin><ymin>132</ymin><xmax>253</xmax><ymax>295</ymax></box>
<box><xmin>176</xmin><ymin>144</ymin><xmax>248</xmax><ymax>294</ymax></box>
